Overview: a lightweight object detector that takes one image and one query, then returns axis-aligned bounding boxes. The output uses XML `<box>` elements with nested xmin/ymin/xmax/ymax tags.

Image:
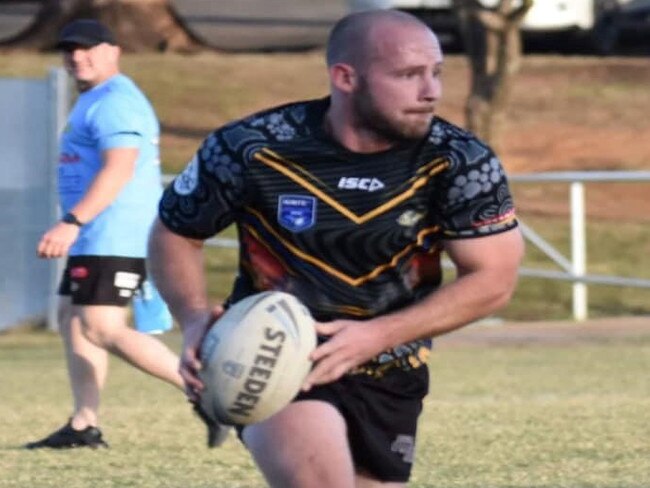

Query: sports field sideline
<box><xmin>1</xmin><ymin>317</ymin><xmax>648</xmax><ymax>487</ymax></box>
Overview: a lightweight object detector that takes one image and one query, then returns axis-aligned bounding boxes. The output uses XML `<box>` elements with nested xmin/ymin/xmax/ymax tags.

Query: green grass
<box><xmin>1</xmin><ymin>328</ymin><xmax>649</xmax><ymax>487</ymax></box>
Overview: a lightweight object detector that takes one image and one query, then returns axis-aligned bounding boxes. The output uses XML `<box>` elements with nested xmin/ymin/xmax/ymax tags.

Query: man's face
<box><xmin>62</xmin><ymin>43</ymin><xmax>119</xmax><ymax>92</ymax></box>
<box><xmin>351</xmin><ymin>23</ymin><xmax>443</xmax><ymax>141</ymax></box>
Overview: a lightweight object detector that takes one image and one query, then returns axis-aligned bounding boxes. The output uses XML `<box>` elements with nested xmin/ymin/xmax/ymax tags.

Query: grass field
<box><xmin>1</xmin><ymin>42</ymin><xmax>649</xmax><ymax>488</ymax></box>
<box><xmin>1</xmin><ymin>327</ymin><xmax>649</xmax><ymax>487</ymax></box>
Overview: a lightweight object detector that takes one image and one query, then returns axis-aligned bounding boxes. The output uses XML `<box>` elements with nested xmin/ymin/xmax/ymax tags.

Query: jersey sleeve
<box><xmin>158</xmin><ymin>130</ymin><xmax>248</xmax><ymax>239</ymax></box>
<box><xmin>435</xmin><ymin>137</ymin><xmax>518</xmax><ymax>239</ymax></box>
<box><xmin>88</xmin><ymin>93</ymin><xmax>144</xmax><ymax>150</ymax></box>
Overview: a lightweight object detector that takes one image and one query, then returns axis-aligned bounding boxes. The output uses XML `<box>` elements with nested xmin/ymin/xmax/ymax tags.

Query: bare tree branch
<box><xmin>451</xmin><ymin>0</ymin><xmax>533</xmax><ymax>146</ymax></box>
<box><xmin>0</xmin><ymin>0</ymin><xmax>204</xmax><ymax>52</ymax></box>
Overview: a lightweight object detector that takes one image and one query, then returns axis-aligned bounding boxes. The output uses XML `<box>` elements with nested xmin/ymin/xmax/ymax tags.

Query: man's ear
<box><xmin>329</xmin><ymin>63</ymin><xmax>357</xmax><ymax>94</ymax></box>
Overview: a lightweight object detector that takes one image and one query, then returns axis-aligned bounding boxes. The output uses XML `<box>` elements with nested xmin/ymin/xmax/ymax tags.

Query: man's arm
<box><xmin>304</xmin><ymin>227</ymin><xmax>525</xmax><ymax>389</ymax></box>
<box><xmin>70</xmin><ymin>147</ymin><xmax>138</xmax><ymax>224</ymax></box>
<box><xmin>37</xmin><ymin>147</ymin><xmax>137</xmax><ymax>258</ymax></box>
<box><xmin>147</xmin><ymin>218</ymin><xmax>218</xmax><ymax>398</ymax></box>
<box><xmin>381</xmin><ymin>226</ymin><xmax>525</xmax><ymax>342</ymax></box>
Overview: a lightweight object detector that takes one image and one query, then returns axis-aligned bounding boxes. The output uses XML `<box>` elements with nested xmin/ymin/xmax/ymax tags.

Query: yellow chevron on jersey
<box><xmin>243</xmin><ymin>206</ymin><xmax>441</xmax><ymax>287</ymax></box>
<box><xmin>258</xmin><ymin>147</ymin><xmax>448</xmax><ymax>196</ymax></box>
<box><xmin>254</xmin><ymin>148</ymin><xmax>449</xmax><ymax>225</ymax></box>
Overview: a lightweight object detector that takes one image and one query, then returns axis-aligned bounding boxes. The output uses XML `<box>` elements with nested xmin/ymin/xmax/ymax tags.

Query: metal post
<box><xmin>46</xmin><ymin>67</ymin><xmax>70</xmax><ymax>331</ymax></box>
<box><xmin>570</xmin><ymin>182</ymin><xmax>587</xmax><ymax>321</ymax></box>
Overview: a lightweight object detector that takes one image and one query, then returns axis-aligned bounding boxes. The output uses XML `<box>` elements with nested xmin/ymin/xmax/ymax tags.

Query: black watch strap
<box><xmin>62</xmin><ymin>212</ymin><xmax>84</xmax><ymax>227</ymax></box>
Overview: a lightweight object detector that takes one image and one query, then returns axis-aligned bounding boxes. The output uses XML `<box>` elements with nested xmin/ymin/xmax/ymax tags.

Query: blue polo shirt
<box><xmin>58</xmin><ymin>74</ymin><xmax>162</xmax><ymax>257</ymax></box>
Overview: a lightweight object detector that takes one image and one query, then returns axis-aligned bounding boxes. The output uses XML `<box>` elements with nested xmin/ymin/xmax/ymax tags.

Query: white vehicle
<box><xmin>349</xmin><ymin>0</ymin><xmax>650</xmax><ymax>53</ymax></box>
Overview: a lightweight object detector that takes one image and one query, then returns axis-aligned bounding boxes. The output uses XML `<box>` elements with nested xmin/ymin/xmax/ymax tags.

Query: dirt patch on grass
<box><xmin>436</xmin><ymin>316</ymin><xmax>650</xmax><ymax>348</ymax></box>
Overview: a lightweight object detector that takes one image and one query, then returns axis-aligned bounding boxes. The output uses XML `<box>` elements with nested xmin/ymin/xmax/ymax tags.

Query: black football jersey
<box><xmin>160</xmin><ymin>98</ymin><xmax>517</xmax><ymax>323</ymax></box>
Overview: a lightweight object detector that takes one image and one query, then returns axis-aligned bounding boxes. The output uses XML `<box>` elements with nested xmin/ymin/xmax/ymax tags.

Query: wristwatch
<box><xmin>62</xmin><ymin>212</ymin><xmax>84</xmax><ymax>227</ymax></box>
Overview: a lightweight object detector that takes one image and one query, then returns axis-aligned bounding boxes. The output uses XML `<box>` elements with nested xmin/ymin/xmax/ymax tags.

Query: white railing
<box><xmin>163</xmin><ymin>170</ymin><xmax>650</xmax><ymax>322</ymax></box>
<box><xmin>511</xmin><ymin>171</ymin><xmax>650</xmax><ymax>321</ymax></box>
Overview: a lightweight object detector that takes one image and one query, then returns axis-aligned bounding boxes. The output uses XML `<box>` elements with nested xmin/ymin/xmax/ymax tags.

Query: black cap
<box><xmin>56</xmin><ymin>19</ymin><xmax>116</xmax><ymax>49</ymax></box>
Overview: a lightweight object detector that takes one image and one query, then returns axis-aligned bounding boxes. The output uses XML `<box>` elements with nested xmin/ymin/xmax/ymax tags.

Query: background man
<box><xmin>28</xmin><ymin>19</ymin><xmax>186</xmax><ymax>449</ymax></box>
<box><xmin>149</xmin><ymin>9</ymin><xmax>524</xmax><ymax>487</ymax></box>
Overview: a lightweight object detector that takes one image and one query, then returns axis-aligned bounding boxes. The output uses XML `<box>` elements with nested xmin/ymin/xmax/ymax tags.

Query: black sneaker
<box><xmin>25</xmin><ymin>421</ymin><xmax>109</xmax><ymax>449</ymax></box>
<box><xmin>192</xmin><ymin>403</ymin><xmax>230</xmax><ymax>448</ymax></box>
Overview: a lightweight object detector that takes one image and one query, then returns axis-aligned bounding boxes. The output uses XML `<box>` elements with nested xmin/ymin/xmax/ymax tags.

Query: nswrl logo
<box><xmin>277</xmin><ymin>195</ymin><xmax>317</xmax><ymax>232</ymax></box>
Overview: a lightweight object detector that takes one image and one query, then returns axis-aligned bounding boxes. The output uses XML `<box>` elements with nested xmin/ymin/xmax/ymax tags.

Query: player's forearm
<box><xmin>147</xmin><ymin>218</ymin><xmax>211</xmax><ymax>328</ymax></box>
<box><xmin>375</xmin><ymin>265</ymin><xmax>519</xmax><ymax>348</ymax></box>
<box><xmin>373</xmin><ymin>227</ymin><xmax>525</xmax><ymax>348</ymax></box>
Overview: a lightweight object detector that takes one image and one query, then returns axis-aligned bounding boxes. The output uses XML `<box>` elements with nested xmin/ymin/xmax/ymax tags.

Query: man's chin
<box><xmin>400</xmin><ymin>115</ymin><xmax>434</xmax><ymax>137</ymax></box>
<box><xmin>399</xmin><ymin>123</ymin><xmax>432</xmax><ymax>140</ymax></box>
<box><xmin>362</xmin><ymin>113</ymin><xmax>433</xmax><ymax>143</ymax></box>
<box><xmin>75</xmin><ymin>79</ymin><xmax>93</xmax><ymax>92</ymax></box>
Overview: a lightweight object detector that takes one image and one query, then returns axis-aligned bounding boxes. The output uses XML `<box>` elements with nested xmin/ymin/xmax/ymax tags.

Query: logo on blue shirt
<box><xmin>277</xmin><ymin>195</ymin><xmax>316</xmax><ymax>232</ymax></box>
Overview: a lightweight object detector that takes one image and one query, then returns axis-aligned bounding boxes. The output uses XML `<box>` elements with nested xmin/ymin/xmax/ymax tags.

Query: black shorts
<box><xmin>295</xmin><ymin>366</ymin><xmax>429</xmax><ymax>482</ymax></box>
<box><xmin>58</xmin><ymin>255</ymin><xmax>146</xmax><ymax>306</ymax></box>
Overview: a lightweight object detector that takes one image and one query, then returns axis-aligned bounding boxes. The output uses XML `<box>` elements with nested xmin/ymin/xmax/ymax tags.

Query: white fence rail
<box><xmin>511</xmin><ymin>171</ymin><xmax>650</xmax><ymax>321</ymax></box>
<box><xmin>163</xmin><ymin>170</ymin><xmax>650</xmax><ymax>322</ymax></box>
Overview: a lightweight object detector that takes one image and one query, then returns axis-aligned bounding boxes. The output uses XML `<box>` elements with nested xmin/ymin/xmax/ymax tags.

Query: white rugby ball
<box><xmin>198</xmin><ymin>291</ymin><xmax>316</xmax><ymax>425</ymax></box>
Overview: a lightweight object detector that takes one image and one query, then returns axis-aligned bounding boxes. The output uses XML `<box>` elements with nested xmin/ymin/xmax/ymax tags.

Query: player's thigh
<box><xmin>60</xmin><ymin>255</ymin><xmax>142</xmax><ymax>342</ymax></box>
<box><xmin>242</xmin><ymin>400</ymin><xmax>356</xmax><ymax>488</ymax></box>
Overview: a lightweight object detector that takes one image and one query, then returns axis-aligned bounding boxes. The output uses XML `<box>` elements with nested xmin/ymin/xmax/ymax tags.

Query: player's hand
<box><xmin>301</xmin><ymin>319</ymin><xmax>386</xmax><ymax>391</ymax></box>
<box><xmin>180</xmin><ymin>305</ymin><xmax>225</xmax><ymax>402</ymax></box>
<box><xmin>36</xmin><ymin>222</ymin><xmax>80</xmax><ymax>258</ymax></box>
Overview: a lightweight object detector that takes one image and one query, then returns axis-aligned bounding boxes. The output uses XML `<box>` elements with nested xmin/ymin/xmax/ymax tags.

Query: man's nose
<box><xmin>421</xmin><ymin>76</ymin><xmax>441</xmax><ymax>101</ymax></box>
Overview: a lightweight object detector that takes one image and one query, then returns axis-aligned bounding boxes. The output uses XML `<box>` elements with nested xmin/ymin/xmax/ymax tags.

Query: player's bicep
<box><xmin>443</xmin><ymin>227</ymin><xmax>524</xmax><ymax>278</ymax></box>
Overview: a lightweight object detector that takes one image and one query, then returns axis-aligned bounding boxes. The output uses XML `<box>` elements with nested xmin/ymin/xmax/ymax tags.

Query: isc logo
<box><xmin>338</xmin><ymin>177</ymin><xmax>385</xmax><ymax>192</ymax></box>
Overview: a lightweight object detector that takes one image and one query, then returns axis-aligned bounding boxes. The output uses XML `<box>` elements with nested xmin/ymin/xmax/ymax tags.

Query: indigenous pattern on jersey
<box><xmin>160</xmin><ymin>98</ymin><xmax>517</xmax><ymax>375</ymax></box>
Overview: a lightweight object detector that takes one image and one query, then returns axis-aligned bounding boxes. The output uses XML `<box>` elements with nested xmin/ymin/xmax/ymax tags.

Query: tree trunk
<box><xmin>452</xmin><ymin>0</ymin><xmax>532</xmax><ymax>148</ymax></box>
<box><xmin>0</xmin><ymin>0</ymin><xmax>203</xmax><ymax>52</ymax></box>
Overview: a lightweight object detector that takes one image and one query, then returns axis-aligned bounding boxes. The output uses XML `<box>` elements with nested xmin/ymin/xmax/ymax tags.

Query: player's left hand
<box><xmin>301</xmin><ymin>319</ymin><xmax>386</xmax><ymax>391</ymax></box>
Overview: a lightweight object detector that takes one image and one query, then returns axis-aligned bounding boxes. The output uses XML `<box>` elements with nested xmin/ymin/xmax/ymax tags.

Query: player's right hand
<box><xmin>180</xmin><ymin>305</ymin><xmax>225</xmax><ymax>402</ymax></box>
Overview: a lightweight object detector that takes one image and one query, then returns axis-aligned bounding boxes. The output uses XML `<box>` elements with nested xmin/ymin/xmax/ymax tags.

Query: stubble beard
<box><xmin>352</xmin><ymin>78</ymin><xmax>432</xmax><ymax>143</ymax></box>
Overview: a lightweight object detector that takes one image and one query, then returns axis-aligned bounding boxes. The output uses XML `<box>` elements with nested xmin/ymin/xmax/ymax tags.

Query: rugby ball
<box><xmin>198</xmin><ymin>291</ymin><xmax>316</xmax><ymax>425</ymax></box>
